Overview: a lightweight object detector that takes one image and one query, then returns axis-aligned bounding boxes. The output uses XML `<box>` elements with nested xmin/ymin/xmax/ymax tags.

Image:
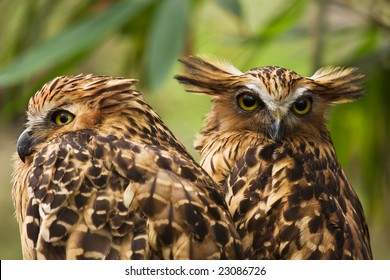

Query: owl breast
<box><xmin>198</xmin><ymin>132</ymin><xmax>372</xmax><ymax>259</ymax></box>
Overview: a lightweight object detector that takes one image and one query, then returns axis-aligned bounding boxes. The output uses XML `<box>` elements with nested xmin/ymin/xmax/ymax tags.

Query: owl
<box><xmin>11</xmin><ymin>74</ymin><xmax>243</xmax><ymax>260</ymax></box>
<box><xmin>175</xmin><ymin>56</ymin><xmax>373</xmax><ymax>259</ymax></box>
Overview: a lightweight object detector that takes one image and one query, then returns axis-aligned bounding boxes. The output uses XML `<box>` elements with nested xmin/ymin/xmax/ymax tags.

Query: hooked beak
<box><xmin>16</xmin><ymin>129</ymin><xmax>33</xmax><ymax>163</ymax></box>
<box><xmin>268</xmin><ymin>111</ymin><xmax>284</xmax><ymax>142</ymax></box>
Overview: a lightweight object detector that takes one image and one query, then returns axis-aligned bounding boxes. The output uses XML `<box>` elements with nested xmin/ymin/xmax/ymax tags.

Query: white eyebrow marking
<box><xmin>245</xmin><ymin>83</ymin><xmax>311</xmax><ymax>113</ymax></box>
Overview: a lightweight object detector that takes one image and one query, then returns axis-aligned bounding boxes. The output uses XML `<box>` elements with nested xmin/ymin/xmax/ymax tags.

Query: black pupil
<box><xmin>59</xmin><ymin>113</ymin><xmax>69</xmax><ymax>123</ymax></box>
<box><xmin>295</xmin><ymin>98</ymin><xmax>308</xmax><ymax>111</ymax></box>
<box><xmin>242</xmin><ymin>95</ymin><xmax>256</xmax><ymax>107</ymax></box>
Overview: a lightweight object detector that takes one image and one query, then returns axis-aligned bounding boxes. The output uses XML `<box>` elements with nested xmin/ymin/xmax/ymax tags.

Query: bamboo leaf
<box><xmin>145</xmin><ymin>0</ymin><xmax>190</xmax><ymax>90</ymax></box>
<box><xmin>252</xmin><ymin>0</ymin><xmax>308</xmax><ymax>42</ymax></box>
<box><xmin>0</xmin><ymin>0</ymin><xmax>152</xmax><ymax>87</ymax></box>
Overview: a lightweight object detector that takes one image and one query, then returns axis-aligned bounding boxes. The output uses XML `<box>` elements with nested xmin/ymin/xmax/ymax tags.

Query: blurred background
<box><xmin>0</xmin><ymin>0</ymin><xmax>389</xmax><ymax>259</ymax></box>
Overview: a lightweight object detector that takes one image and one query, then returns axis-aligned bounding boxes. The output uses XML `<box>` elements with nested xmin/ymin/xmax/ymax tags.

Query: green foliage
<box><xmin>0</xmin><ymin>0</ymin><xmax>389</xmax><ymax>259</ymax></box>
<box><xmin>216</xmin><ymin>0</ymin><xmax>242</xmax><ymax>18</ymax></box>
<box><xmin>0</xmin><ymin>0</ymin><xmax>152</xmax><ymax>87</ymax></box>
<box><xmin>251</xmin><ymin>0</ymin><xmax>307</xmax><ymax>42</ymax></box>
<box><xmin>145</xmin><ymin>0</ymin><xmax>190</xmax><ymax>90</ymax></box>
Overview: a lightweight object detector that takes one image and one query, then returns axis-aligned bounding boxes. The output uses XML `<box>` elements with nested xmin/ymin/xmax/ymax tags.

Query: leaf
<box><xmin>145</xmin><ymin>0</ymin><xmax>190</xmax><ymax>90</ymax></box>
<box><xmin>216</xmin><ymin>0</ymin><xmax>242</xmax><ymax>18</ymax></box>
<box><xmin>0</xmin><ymin>0</ymin><xmax>152</xmax><ymax>87</ymax></box>
<box><xmin>252</xmin><ymin>0</ymin><xmax>308</xmax><ymax>42</ymax></box>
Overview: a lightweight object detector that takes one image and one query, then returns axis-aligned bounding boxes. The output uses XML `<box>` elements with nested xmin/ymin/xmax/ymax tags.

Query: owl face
<box><xmin>175</xmin><ymin>56</ymin><xmax>364</xmax><ymax>142</ymax></box>
<box><xmin>16</xmin><ymin>74</ymin><xmax>140</xmax><ymax>163</ymax></box>
<box><xmin>207</xmin><ymin>66</ymin><xmax>330</xmax><ymax>142</ymax></box>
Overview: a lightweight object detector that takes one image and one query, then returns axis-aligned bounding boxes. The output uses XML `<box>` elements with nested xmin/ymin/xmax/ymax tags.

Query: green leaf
<box><xmin>145</xmin><ymin>0</ymin><xmax>190</xmax><ymax>90</ymax></box>
<box><xmin>0</xmin><ymin>0</ymin><xmax>152</xmax><ymax>87</ymax></box>
<box><xmin>216</xmin><ymin>0</ymin><xmax>242</xmax><ymax>18</ymax></box>
<box><xmin>253</xmin><ymin>0</ymin><xmax>308</xmax><ymax>42</ymax></box>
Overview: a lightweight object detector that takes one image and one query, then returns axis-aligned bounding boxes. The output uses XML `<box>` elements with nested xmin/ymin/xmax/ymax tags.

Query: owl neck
<box><xmin>100</xmin><ymin>102</ymin><xmax>190</xmax><ymax>157</ymax></box>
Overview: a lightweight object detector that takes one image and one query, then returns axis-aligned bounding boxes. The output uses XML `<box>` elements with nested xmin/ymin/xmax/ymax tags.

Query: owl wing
<box><xmin>24</xmin><ymin>131</ymin><xmax>242</xmax><ymax>259</ymax></box>
<box><xmin>225</xmin><ymin>142</ymin><xmax>372</xmax><ymax>259</ymax></box>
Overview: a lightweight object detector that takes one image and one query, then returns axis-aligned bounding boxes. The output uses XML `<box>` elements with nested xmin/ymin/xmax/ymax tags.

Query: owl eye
<box><xmin>293</xmin><ymin>97</ymin><xmax>312</xmax><ymax>115</ymax></box>
<box><xmin>51</xmin><ymin>110</ymin><xmax>75</xmax><ymax>125</ymax></box>
<box><xmin>237</xmin><ymin>92</ymin><xmax>261</xmax><ymax>111</ymax></box>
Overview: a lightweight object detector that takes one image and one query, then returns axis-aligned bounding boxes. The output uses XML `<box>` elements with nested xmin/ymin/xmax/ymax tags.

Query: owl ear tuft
<box><xmin>309</xmin><ymin>67</ymin><xmax>365</xmax><ymax>104</ymax></box>
<box><xmin>175</xmin><ymin>55</ymin><xmax>242</xmax><ymax>95</ymax></box>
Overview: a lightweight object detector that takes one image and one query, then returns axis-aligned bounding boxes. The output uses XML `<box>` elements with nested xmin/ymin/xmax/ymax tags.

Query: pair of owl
<box><xmin>12</xmin><ymin>55</ymin><xmax>372</xmax><ymax>259</ymax></box>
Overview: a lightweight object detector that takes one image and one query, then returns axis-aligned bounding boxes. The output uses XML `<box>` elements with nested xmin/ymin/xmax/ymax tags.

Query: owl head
<box><xmin>175</xmin><ymin>56</ymin><xmax>365</xmax><ymax>142</ymax></box>
<box><xmin>16</xmin><ymin>74</ymin><xmax>174</xmax><ymax>164</ymax></box>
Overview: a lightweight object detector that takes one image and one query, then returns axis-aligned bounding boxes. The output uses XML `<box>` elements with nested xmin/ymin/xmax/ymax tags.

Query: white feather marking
<box><xmin>197</xmin><ymin>54</ymin><xmax>243</xmax><ymax>75</ymax></box>
<box><xmin>123</xmin><ymin>183</ymin><xmax>136</xmax><ymax>208</ymax></box>
<box><xmin>246</xmin><ymin>83</ymin><xmax>312</xmax><ymax>115</ymax></box>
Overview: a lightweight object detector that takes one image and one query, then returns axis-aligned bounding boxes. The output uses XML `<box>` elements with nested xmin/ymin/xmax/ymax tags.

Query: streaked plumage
<box><xmin>12</xmin><ymin>74</ymin><xmax>243</xmax><ymax>260</ymax></box>
<box><xmin>175</xmin><ymin>56</ymin><xmax>372</xmax><ymax>259</ymax></box>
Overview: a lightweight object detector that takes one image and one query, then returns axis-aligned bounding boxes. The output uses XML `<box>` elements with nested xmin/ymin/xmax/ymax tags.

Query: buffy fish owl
<box><xmin>175</xmin><ymin>56</ymin><xmax>372</xmax><ymax>259</ymax></box>
<box><xmin>12</xmin><ymin>74</ymin><xmax>243</xmax><ymax>260</ymax></box>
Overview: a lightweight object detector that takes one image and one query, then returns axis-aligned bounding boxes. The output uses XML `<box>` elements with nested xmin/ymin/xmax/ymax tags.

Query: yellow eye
<box><xmin>237</xmin><ymin>92</ymin><xmax>261</xmax><ymax>111</ymax></box>
<box><xmin>293</xmin><ymin>97</ymin><xmax>312</xmax><ymax>115</ymax></box>
<box><xmin>51</xmin><ymin>110</ymin><xmax>74</xmax><ymax>125</ymax></box>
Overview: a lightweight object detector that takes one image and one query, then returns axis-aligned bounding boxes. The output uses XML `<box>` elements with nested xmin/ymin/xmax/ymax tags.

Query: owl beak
<box><xmin>270</xmin><ymin>119</ymin><xmax>283</xmax><ymax>142</ymax></box>
<box><xmin>16</xmin><ymin>129</ymin><xmax>33</xmax><ymax>163</ymax></box>
<box><xmin>269</xmin><ymin>111</ymin><xmax>284</xmax><ymax>142</ymax></box>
